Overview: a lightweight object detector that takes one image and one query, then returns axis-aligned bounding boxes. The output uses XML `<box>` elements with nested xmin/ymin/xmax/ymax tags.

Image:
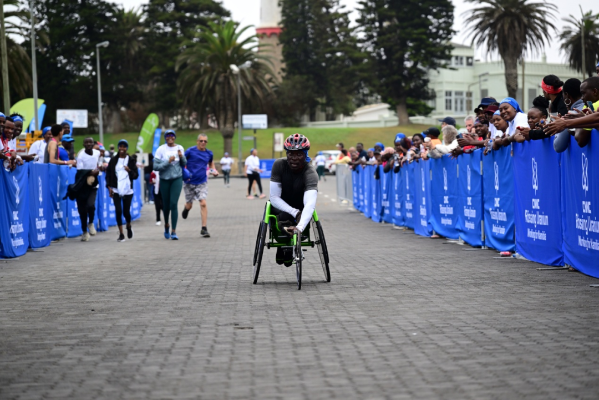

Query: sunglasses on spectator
<box><xmin>198</xmin><ymin>140</ymin><xmax>207</xmax><ymax>143</ymax></box>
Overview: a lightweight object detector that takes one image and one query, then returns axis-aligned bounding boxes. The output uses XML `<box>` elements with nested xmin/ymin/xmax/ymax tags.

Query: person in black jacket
<box><xmin>106</xmin><ymin>139</ymin><xmax>139</xmax><ymax>242</ymax></box>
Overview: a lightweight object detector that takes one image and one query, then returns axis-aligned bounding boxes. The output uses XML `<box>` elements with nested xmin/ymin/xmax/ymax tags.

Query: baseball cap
<box><xmin>484</xmin><ymin>105</ymin><xmax>499</xmax><ymax>114</ymax></box>
<box><xmin>438</xmin><ymin>116</ymin><xmax>456</xmax><ymax>126</ymax></box>
<box><xmin>61</xmin><ymin>133</ymin><xmax>74</xmax><ymax>142</ymax></box>
<box><xmin>477</xmin><ymin>97</ymin><xmax>496</xmax><ymax>108</ymax></box>
<box><xmin>118</xmin><ymin>139</ymin><xmax>129</xmax><ymax>148</ymax></box>
<box><xmin>425</xmin><ymin>127</ymin><xmax>440</xmax><ymax>137</ymax></box>
<box><xmin>164</xmin><ymin>129</ymin><xmax>176</xmax><ymax>138</ymax></box>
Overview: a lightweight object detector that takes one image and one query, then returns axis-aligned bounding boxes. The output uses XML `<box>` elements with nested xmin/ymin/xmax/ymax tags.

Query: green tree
<box><xmin>144</xmin><ymin>0</ymin><xmax>230</xmax><ymax>122</ymax></box>
<box><xmin>357</xmin><ymin>0</ymin><xmax>454</xmax><ymax>125</ymax></box>
<box><xmin>280</xmin><ymin>0</ymin><xmax>363</xmax><ymax>121</ymax></box>
<box><xmin>176</xmin><ymin>21</ymin><xmax>275</xmax><ymax>154</ymax></box>
<box><xmin>560</xmin><ymin>10</ymin><xmax>599</xmax><ymax>78</ymax></box>
<box><xmin>464</xmin><ymin>0</ymin><xmax>556</xmax><ymax>98</ymax></box>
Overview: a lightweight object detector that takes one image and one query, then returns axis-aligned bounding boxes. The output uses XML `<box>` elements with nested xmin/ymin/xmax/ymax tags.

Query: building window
<box><xmin>453</xmin><ymin>56</ymin><xmax>464</xmax><ymax>66</ymax></box>
<box><xmin>466</xmin><ymin>91</ymin><xmax>473</xmax><ymax>114</ymax></box>
<box><xmin>466</xmin><ymin>57</ymin><xmax>473</xmax><ymax>66</ymax></box>
<box><xmin>445</xmin><ymin>91</ymin><xmax>452</xmax><ymax>111</ymax></box>
<box><xmin>454</xmin><ymin>91</ymin><xmax>465</xmax><ymax>114</ymax></box>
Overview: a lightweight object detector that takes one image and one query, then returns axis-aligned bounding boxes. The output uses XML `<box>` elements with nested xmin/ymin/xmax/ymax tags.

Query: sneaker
<box><xmin>117</xmin><ymin>233</ymin><xmax>126</xmax><ymax>242</ymax></box>
<box><xmin>88</xmin><ymin>224</ymin><xmax>97</xmax><ymax>236</ymax></box>
<box><xmin>254</xmin><ymin>194</ymin><xmax>259</xmax><ymax>198</ymax></box>
<box><xmin>201</xmin><ymin>227</ymin><xmax>210</xmax><ymax>238</ymax></box>
<box><xmin>182</xmin><ymin>208</ymin><xmax>189</xmax><ymax>219</ymax></box>
<box><xmin>171</xmin><ymin>233</ymin><xmax>179</xmax><ymax>240</ymax></box>
<box><xmin>164</xmin><ymin>228</ymin><xmax>170</xmax><ymax>240</ymax></box>
<box><xmin>81</xmin><ymin>232</ymin><xmax>90</xmax><ymax>242</ymax></box>
<box><xmin>149</xmin><ymin>200</ymin><xmax>154</xmax><ymax>205</ymax></box>
<box><xmin>259</xmin><ymin>194</ymin><xmax>266</xmax><ymax>199</ymax></box>
<box><xmin>156</xmin><ymin>221</ymin><xmax>162</xmax><ymax>226</ymax></box>
<box><xmin>246</xmin><ymin>195</ymin><xmax>254</xmax><ymax>200</ymax></box>
<box><xmin>127</xmin><ymin>226</ymin><xmax>133</xmax><ymax>239</ymax></box>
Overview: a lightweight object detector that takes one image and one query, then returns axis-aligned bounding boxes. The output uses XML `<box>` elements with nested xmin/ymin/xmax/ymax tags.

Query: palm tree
<box><xmin>115</xmin><ymin>7</ymin><xmax>144</xmax><ymax>74</ymax></box>
<box><xmin>463</xmin><ymin>0</ymin><xmax>556</xmax><ymax>98</ymax></box>
<box><xmin>176</xmin><ymin>21</ymin><xmax>275</xmax><ymax>154</ymax></box>
<box><xmin>560</xmin><ymin>10</ymin><xmax>599</xmax><ymax>78</ymax></box>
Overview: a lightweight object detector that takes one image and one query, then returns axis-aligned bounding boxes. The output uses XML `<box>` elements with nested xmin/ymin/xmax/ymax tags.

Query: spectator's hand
<box><xmin>68</xmin><ymin>160</ymin><xmax>77</xmax><ymax>167</ymax></box>
<box><xmin>450</xmin><ymin>147</ymin><xmax>463</xmax><ymax>159</ymax></box>
<box><xmin>545</xmin><ymin>119</ymin><xmax>567</xmax><ymax>136</ymax></box>
<box><xmin>457</xmin><ymin>138</ymin><xmax>471</xmax><ymax>148</ymax></box>
<box><xmin>563</xmin><ymin>109</ymin><xmax>585</xmax><ymax>119</ymax></box>
<box><xmin>516</xmin><ymin>126</ymin><xmax>530</xmax><ymax>140</ymax></box>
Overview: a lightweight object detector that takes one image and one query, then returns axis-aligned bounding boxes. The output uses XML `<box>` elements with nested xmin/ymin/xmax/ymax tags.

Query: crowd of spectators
<box><xmin>344</xmin><ymin>71</ymin><xmax>599</xmax><ymax>175</ymax></box>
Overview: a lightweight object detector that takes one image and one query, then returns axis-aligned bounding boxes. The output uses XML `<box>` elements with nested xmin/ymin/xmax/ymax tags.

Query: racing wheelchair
<box><xmin>253</xmin><ymin>201</ymin><xmax>330</xmax><ymax>290</ymax></box>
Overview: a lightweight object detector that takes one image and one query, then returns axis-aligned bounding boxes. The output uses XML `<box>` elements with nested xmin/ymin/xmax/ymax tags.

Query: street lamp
<box><xmin>96</xmin><ymin>41</ymin><xmax>109</xmax><ymax>144</ymax></box>
<box><xmin>230</xmin><ymin>62</ymin><xmax>251</xmax><ymax>174</ymax></box>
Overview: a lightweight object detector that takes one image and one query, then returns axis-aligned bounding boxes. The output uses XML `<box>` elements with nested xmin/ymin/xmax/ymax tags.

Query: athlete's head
<box><xmin>284</xmin><ymin>133</ymin><xmax>311</xmax><ymax>172</ymax></box>
<box><xmin>197</xmin><ymin>133</ymin><xmax>208</xmax><ymax>150</ymax></box>
<box><xmin>83</xmin><ymin>137</ymin><xmax>95</xmax><ymax>151</ymax></box>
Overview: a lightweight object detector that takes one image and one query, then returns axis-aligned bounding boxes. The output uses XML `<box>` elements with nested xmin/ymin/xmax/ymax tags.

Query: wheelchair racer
<box><xmin>270</xmin><ymin>134</ymin><xmax>318</xmax><ymax>266</ymax></box>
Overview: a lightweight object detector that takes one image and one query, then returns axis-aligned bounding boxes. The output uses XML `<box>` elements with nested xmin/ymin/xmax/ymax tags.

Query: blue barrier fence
<box><xmin>346</xmin><ymin>132</ymin><xmax>599</xmax><ymax>277</ymax></box>
<box><xmin>0</xmin><ymin>164</ymin><xmax>143</xmax><ymax>258</ymax></box>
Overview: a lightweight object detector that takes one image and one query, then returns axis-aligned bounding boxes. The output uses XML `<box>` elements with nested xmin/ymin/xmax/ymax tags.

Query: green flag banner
<box><xmin>136</xmin><ymin>113</ymin><xmax>159</xmax><ymax>153</ymax></box>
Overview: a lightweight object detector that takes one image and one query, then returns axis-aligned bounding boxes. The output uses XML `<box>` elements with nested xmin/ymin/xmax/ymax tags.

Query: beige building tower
<box><xmin>257</xmin><ymin>0</ymin><xmax>284</xmax><ymax>80</ymax></box>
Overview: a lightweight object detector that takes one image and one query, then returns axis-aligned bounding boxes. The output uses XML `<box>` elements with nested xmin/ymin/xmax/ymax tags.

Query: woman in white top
<box><xmin>493</xmin><ymin>97</ymin><xmax>529</xmax><ymax>149</ymax></box>
<box><xmin>75</xmin><ymin>137</ymin><xmax>102</xmax><ymax>241</ymax></box>
<box><xmin>106</xmin><ymin>139</ymin><xmax>139</xmax><ymax>242</ymax></box>
<box><xmin>244</xmin><ymin>148</ymin><xmax>265</xmax><ymax>199</ymax></box>
<box><xmin>219</xmin><ymin>152</ymin><xmax>234</xmax><ymax>187</ymax></box>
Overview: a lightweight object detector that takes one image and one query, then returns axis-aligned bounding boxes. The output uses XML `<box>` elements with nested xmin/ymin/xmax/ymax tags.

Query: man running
<box><xmin>219</xmin><ymin>152</ymin><xmax>233</xmax><ymax>187</ymax></box>
<box><xmin>182</xmin><ymin>133</ymin><xmax>218</xmax><ymax>238</ymax></box>
<box><xmin>270</xmin><ymin>134</ymin><xmax>318</xmax><ymax>266</ymax></box>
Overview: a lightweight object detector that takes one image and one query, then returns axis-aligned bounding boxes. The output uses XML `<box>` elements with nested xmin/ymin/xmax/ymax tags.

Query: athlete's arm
<box><xmin>269</xmin><ymin>181</ymin><xmax>299</xmax><ymax>217</ymax></box>
<box><xmin>296</xmin><ymin>190</ymin><xmax>317</xmax><ymax>232</ymax></box>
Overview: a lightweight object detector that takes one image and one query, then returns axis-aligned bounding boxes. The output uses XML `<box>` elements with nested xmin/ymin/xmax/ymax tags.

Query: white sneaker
<box><xmin>149</xmin><ymin>201</ymin><xmax>154</xmax><ymax>205</ymax></box>
<box><xmin>88</xmin><ymin>224</ymin><xmax>97</xmax><ymax>236</ymax></box>
<box><xmin>156</xmin><ymin>221</ymin><xmax>162</xmax><ymax>226</ymax></box>
<box><xmin>81</xmin><ymin>232</ymin><xmax>90</xmax><ymax>242</ymax></box>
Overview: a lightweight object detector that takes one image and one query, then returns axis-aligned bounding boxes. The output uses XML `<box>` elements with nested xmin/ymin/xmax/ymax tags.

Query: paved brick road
<box><xmin>1</xmin><ymin>176</ymin><xmax>599</xmax><ymax>399</ymax></box>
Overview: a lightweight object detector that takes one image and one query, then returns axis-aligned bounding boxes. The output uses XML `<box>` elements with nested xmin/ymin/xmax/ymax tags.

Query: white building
<box><xmin>427</xmin><ymin>43</ymin><xmax>581</xmax><ymax>121</ymax></box>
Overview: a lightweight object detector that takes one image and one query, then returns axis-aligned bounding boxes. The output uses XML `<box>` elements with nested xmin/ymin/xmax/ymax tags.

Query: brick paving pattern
<box><xmin>1</xmin><ymin>177</ymin><xmax>599</xmax><ymax>399</ymax></box>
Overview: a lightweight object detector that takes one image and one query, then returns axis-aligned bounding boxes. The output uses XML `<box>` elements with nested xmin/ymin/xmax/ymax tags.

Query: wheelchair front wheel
<box><xmin>253</xmin><ymin>221</ymin><xmax>267</xmax><ymax>284</ymax></box>
<box><xmin>312</xmin><ymin>220</ymin><xmax>331</xmax><ymax>282</ymax></box>
<box><xmin>294</xmin><ymin>233</ymin><xmax>302</xmax><ymax>290</ymax></box>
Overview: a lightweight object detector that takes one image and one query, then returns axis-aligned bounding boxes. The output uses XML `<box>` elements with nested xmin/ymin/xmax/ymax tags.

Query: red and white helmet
<box><xmin>284</xmin><ymin>134</ymin><xmax>310</xmax><ymax>151</ymax></box>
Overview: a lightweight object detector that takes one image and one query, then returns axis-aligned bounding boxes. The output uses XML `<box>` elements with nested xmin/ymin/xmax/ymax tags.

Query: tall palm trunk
<box><xmin>501</xmin><ymin>52</ymin><xmax>519</xmax><ymax>99</ymax></box>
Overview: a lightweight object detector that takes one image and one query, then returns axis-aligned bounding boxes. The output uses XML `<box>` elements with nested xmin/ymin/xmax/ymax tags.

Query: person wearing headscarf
<box><xmin>542</xmin><ymin>75</ymin><xmax>568</xmax><ymax>116</ymax></box>
<box><xmin>28</xmin><ymin>126</ymin><xmax>53</xmax><ymax>163</ymax></box>
<box><xmin>494</xmin><ymin>98</ymin><xmax>528</xmax><ymax>149</ymax></box>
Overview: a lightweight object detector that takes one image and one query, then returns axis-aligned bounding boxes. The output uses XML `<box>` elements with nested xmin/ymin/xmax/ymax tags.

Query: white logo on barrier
<box><xmin>467</xmin><ymin>165</ymin><xmax>471</xmax><ymax>192</ymax></box>
<box><xmin>39</xmin><ymin>176</ymin><xmax>43</xmax><ymax>204</ymax></box>
<box><xmin>421</xmin><ymin>168</ymin><xmax>425</xmax><ymax>192</ymax></box>
<box><xmin>443</xmin><ymin>167</ymin><xmax>447</xmax><ymax>192</ymax></box>
<box><xmin>582</xmin><ymin>153</ymin><xmax>589</xmax><ymax>196</ymax></box>
<box><xmin>494</xmin><ymin>161</ymin><xmax>499</xmax><ymax>193</ymax></box>
<box><xmin>532</xmin><ymin>158</ymin><xmax>538</xmax><ymax>195</ymax></box>
<box><xmin>406</xmin><ymin>172</ymin><xmax>409</xmax><ymax>190</ymax></box>
<box><xmin>13</xmin><ymin>176</ymin><xmax>20</xmax><ymax>205</ymax></box>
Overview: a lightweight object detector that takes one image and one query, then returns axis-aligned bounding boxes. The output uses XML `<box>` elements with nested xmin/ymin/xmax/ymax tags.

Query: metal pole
<box><xmin>96</xmin><ymin>46</ymin><xmax>104</xmax><ymax>144</ymax></box>
<box><xmin>237</xmin><ymin>73</ymin><xmax>242</xmax><ymax>174</ymax></box>
<box><xmin>29</xmin><ymin>0</ymin><xmax>38</xmax><ymax>130</ymax></box>
<box><xmin>0</xmin><ymin>0</ymin><xmax>10</xmax><ymax>114</ymax></box>
<box><xmin>580</xmin><ymin>8</ymin><xmax>586</xmax><ymax>78</ymax></box>
<box><xmin>521</xmin><ymin>59</ymin><xmax>525</xmax><ymax>108</ymax></box>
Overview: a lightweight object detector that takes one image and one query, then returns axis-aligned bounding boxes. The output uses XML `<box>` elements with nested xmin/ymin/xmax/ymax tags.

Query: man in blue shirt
<box><xmin>182</xmin><ymin>133</ymin><xmax>218</xmax><ymax>237</ymax></box>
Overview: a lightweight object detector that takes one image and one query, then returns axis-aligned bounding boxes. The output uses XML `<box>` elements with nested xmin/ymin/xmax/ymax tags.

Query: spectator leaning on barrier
<box><xmin>464</xmin><ymin>116</ymin><xmax>475</xmax><ymax>133</ymax></box>
<box><xmin>46</xmin><ymin>124</ymin><xmax>76</xmax><ymax>166</ymax></box>
<box><xmin>407</xmin><ymin>134</ymin><xmax>425</xmax><ymax>162</ymax></box>
<box><xmin>0</xmin><ymin>117</ymin><xmax>22</xmax><ymax>170</ymax></box>
<box><xmin>428</xmin><ymin>125</ymin><xmax>459</xmax><ymax>159</ymax></box>
<box><xmin>492</xmin><ymin>98</ymin><xmax>528</xmax><ymax>149</ymax></box>
<box><xmin>512</xmin><ymin>96</ymin><xmax>549</xmax><ymax>143</ymax></box>
<box><xmin>28</xmin><ymin>126</ymin><xmax>52</xmax><ymax>163</ymax></box>
<box><xmin>542</xmin><ymin>75</ymin><xmax>568</xmax><ymax>116</ymax></box>
<box><xmin>60</xmin><ymin>133</ymin><xmax>74</xmax><ymax>161</ymax></box>
<box><xmin>553</xmin><ymin>78</ymin><xmax>584</xmax><ymax>153</ymax></box>
<box><xmin>332</xmin><ymin>149</ymin><xmax>351</xmax><ymax>165</ymax></box>
<box><xmin>545</xmin><ymin>76</ymin><xmax>599</xmax><ymax>148</ymax></box>
<box><xmin>439</xmin><ymin>116</ymin><xmax>456</xmax><ymax>128</ymax></box>
<box><xmin>356</xmin><ymin>142</ymin><xmax>368</xmax><ymax>161</ymax></box>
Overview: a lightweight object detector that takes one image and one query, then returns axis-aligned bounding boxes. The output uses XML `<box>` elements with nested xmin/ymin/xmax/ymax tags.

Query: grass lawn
<box><xmin>79</xmin><ymin>125</ymin><xmax>432</xmax><ymax>160</ymax></box>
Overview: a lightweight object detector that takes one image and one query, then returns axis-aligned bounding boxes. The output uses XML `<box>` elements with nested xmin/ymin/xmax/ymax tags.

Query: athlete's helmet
<box><xmin>284</xmin><ymin>134</ymin><xmax>310</xmax><ymax>151</ymax></box>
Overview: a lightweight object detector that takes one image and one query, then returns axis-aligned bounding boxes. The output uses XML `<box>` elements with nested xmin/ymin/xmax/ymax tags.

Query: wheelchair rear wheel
<box><xmin>294</xmin><ymin>234</ymin><xmax>302</xmax><ymax>290</ymax></box>
<box><xmin>253</xmin><ymin>221</ymin><xmax>267</xmax><ymax>284</ymax></box>
<box><xmin>312</xmin><ymin>220</ymin><xmax>331</xmax><ymax>282</ymax></box>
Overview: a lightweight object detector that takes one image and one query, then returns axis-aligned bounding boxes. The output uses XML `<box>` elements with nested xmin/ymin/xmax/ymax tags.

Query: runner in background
<box><xmin>153</xmin><ymin>130</ymin><xmax>186</xmax><ymax>240</ymax></box>
<box><xmin>245</xmin><ymin>149</ymin><xmax>265</xmax><ymax>199</ymax></box>
<box><xmin>149</xmin><ymin>171</ymin><xmax>163</xmax><ymax>226</ymax></box>
<box><xmin>219</xmin><ymin>152</ymin><xmax>233</xmax><ymax>187</ymax></box>
<box><xmin>182</xmin><ymin>133</ymin><xmax>218</xmax><ymax>238</ymax></box>
<box><xmin>75</xmin><ymin>137</ymin><xmax>102</xmax><ymax>242</ymax></box>
<box><xmin>106</xmin><ymin>139</ymin><xmax>139</xmax><ymax>242</ymax></box>
<box><xmin>314</xmin><ymin>151</ymin><xmax>327</xmax><ymax>181</ymax></box>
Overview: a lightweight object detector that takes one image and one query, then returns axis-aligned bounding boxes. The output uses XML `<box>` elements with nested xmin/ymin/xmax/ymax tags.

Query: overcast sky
<box><xmin>107</xmin><ymin>0</ymin><xmax>588</xmax><ymax>64</ymax></box>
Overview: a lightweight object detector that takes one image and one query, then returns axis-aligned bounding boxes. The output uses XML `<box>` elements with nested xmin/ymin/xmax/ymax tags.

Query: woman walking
<box><xmin>153</xmin><ymin>130</ymin><xmax>186</xmax><ymax>240</ymax></box>
<box><xmin>106</xmin><ymin>139</ymin><xmax>139</xmax><ymax>242</ymax></box>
